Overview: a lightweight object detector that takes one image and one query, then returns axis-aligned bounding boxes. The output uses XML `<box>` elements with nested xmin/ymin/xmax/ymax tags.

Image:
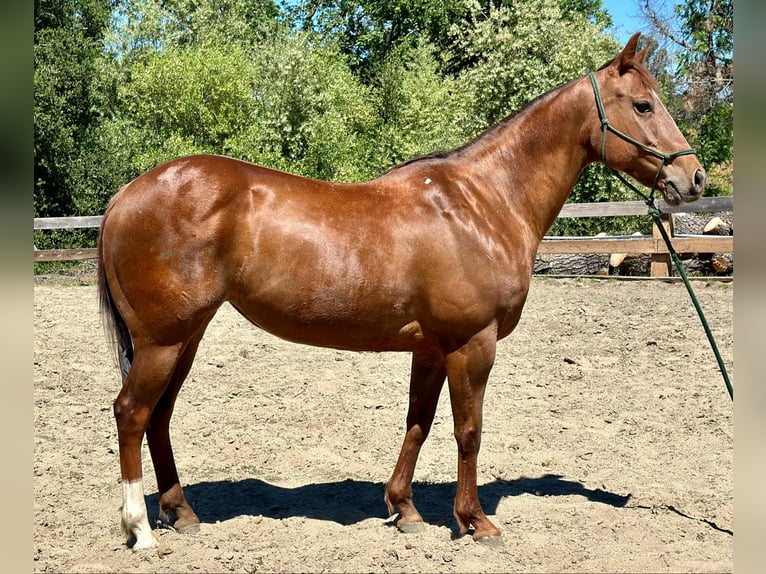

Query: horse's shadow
<box><xmin>146</xmin><ymin>474</ymin><xmax>631</xmax><ymax>527</ymax></box>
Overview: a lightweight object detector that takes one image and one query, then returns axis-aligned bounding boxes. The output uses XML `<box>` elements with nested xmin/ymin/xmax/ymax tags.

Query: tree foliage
<box><xmin>293</xmin><ymin>0</ymin><xmax>467</xmax><ymax>80</ymax></box>
<box><xmin>638</xmin><ymin>0</ymin><xmax>733</xmax><ymax>195</ymax></box>
<box><xmin>119</xmin><ymin>42</ymin><xmax>257</xmax><ymax>168</ymax></box>
<box><xmin>367</xmin><ymin>40</ymin><xmax>473</xmax><ymax>172</ymax></box>
<box><xmin>34</xmin><ymin>0</ymin><xmax>732</xmax><ymax>254</ymax></box>
<box><xmin>452</xmin><ymin>0</ymin><xmax>617</xmax><ymax>128</ymax></box>
<box><xmin>228</xmin><ymin>31</ymin><xmax>377</xmax><ymax>181</ymax></box>
<box><xmin>34</xmin><ymin>0</ymin><xmax>114</xmax><ymax>217</ymax></box>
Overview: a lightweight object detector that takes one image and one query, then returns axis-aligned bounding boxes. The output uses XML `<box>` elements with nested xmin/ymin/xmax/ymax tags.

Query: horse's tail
<box><xmin>97</xmin><ymin>196</ymin><xmax>133</xmax><ymax>382</ymax></box>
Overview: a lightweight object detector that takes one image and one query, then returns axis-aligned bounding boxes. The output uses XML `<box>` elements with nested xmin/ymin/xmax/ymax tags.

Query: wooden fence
<box><xmin>34</xmin><ymin>196</ymin><xmax>733</xmax><ymax>277</ymax></box>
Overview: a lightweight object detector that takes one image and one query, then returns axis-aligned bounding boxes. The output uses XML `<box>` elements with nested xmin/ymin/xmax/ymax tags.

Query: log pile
<box><xmin>534</xmin><ymin>210</ymin><xmax>733</xmax><ymax>277</ymax></box>
<box><xmin>535</xmin><ymin>232</ymin><xmax>610</xmax><ymax>276</ymax></box>
<box><xmin>674</xmin><ymin>212</ymin><xmax>733</xmax><ymax>235</ymax></box>
<box><xmin>674</xmin><ymin>212</ymin><xmax>733</xmax><ymax>275</ymax></box>
<box><xmin>534</xmin><ymin>252</ymin><xmax>610</xmax><ymax>276</ymax></box>
<box><xmin>608</xmin><ymin>210</ymin><xmax>733</xmax><ymax>277</ymax></box>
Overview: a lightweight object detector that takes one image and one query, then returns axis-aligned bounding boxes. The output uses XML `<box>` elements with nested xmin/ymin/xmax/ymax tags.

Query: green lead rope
<box><xmin>645</xmin><ymin>204</ymin><xmax>734</xmax><ymax>400</ymax></box>
<box><xmin>588</xmin><ymin>72</ymin><xmax>733</xmax><ymax>401</ymax></box>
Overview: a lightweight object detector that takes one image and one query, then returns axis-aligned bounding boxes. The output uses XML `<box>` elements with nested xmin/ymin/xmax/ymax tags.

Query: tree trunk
<box><xmin>534</xmin><ymin>253</ymin><xmax>610</xmax><ymax>275</ymax></box>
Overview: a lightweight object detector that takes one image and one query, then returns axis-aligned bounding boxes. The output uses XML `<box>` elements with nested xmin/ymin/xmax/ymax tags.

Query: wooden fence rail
<box><xmin>34</xmin><ymin>196</ymin><xmax>733</xmax><ymax>276</ymax></box>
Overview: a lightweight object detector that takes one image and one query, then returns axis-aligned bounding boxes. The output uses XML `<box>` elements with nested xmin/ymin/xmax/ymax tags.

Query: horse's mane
<box><xmin>385</xmin><ymin>84</ymin><xmax>566</xmax><ymax>174</ymax></box>
<box><xmin>391</xmin><ymin>149</ymin><xmax>455</xmax><ymax>170</ymax></box>
<box><xmin>386</xmin><ymin>56</ymin><xmax>658</xmax><ymax>174</ymax></box>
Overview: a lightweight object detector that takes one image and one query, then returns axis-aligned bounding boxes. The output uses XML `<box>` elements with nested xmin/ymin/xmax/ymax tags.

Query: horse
<box><xmin>98</xmin><ymin>33</ymin><xmax>705</xmax><ymax>550</ymax></box>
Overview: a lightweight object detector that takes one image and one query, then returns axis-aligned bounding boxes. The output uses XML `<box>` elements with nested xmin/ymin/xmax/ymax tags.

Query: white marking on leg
<box><xmin>121</xmin><ymin>478</ymin><xmax>157</xmax><ymax>549</ymax></box>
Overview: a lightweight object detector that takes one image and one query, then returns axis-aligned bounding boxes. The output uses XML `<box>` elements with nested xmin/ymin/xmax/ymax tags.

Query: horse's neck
<box><xmin>462</xmin><ymin>77</ymin><xmax>593</xmax><ymax>241</ymax></box>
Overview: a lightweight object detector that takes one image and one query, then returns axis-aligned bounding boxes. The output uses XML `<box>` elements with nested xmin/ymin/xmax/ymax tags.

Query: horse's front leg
<box><xmin>445</xmin><ymin>324</ymin><xmax>503</xmax><ymax>544</ymax></box>
<box><xmin>385</xmin><ymin>353</ymin><xmax>446</xmax><ymax>532</ymax></box>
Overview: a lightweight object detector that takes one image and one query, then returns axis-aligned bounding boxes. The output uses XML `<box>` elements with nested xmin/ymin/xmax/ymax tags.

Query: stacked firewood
<box><xmin>534</xmin><ymin>252</ymin><xmax>610</xmax><ymax>276</ymax></box>
<box><xmin>534</xmin><ymin>211</ymin><xmax>733</xmax><ymax>277</ymax></box>
<box><xmin>608</xmin><ymin>211</ymin><xmax>733</xmax><ymax>276</ymax></box>
<box><xmin>673</xmin><ymin>212</ymin><xmax>733</xmax><ymax>275</ymax></box>
<box><xmin>607</xmin><ymin>232</ymin><xmax>649</xmax><ymax>276</ymax></box>
<box><xmin>534</xmin><ymin>232</ymin><xmax>610</xmax><ymax>276</ymax></box>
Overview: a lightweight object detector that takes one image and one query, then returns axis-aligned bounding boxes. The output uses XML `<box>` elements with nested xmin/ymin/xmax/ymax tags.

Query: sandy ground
<box><xmin>34</xmin><ymin>277</ymin><xmax>733</xmax><ymax>573</ymax></box>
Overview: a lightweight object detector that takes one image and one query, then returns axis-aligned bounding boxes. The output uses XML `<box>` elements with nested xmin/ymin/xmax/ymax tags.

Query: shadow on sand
<box><xmin>146</xmin><ymin>473</ymin><xmax>631</xmax><ymax>527</ymax></box>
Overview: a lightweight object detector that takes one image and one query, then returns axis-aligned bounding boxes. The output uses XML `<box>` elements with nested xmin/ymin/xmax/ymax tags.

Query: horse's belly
<box><xmin>229</xmin><ymin>296</ymin><xmax>430</xmax><ymax>353</ymax></box>
<box><xmin>235</xmin><ymin>305</ymin><xmax>432</xmax><ymax>351</ymax></box>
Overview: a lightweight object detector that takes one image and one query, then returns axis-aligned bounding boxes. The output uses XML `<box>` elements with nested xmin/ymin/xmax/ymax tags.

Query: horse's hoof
<box><xmin>474</xmin><ymin>534</ymin><xmax>504</xmax><ymax>547</ymax></box>
<box><xmin>397</xmin><ymin>521</ymin><xmax>426</xmax><ymax>534</ymax></box>
<box><xmin>129</xmin><ymin>534</ymin><xmax>159</xmax><ymax>551</ymax></box>
<box><xmin>176</xmin><ymin>523</ymin><xmax>200</xmax><ymax>535</ymax></box>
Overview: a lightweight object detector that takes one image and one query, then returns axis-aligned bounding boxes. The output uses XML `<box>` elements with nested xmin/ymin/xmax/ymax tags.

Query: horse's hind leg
<box><xmin>385</xmin><ymin>353</ymin><xmax>446</xmax><ymax>532</ymax></box>
<box><xmin>114</xmin><ymin>340</ymin><xmax>189</xmax><ymax>549</ymax></box>
<box><xmin>146</xmin><ymin>327</ymin><xmax>209</xmax><ymax>534</ymax></box>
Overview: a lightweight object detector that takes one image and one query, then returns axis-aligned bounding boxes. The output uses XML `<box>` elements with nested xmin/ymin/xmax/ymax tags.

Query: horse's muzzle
<box><xmin>662</xmin><ymin>167</ymin><xmax>706</xmax><ymax>206</ymax></box>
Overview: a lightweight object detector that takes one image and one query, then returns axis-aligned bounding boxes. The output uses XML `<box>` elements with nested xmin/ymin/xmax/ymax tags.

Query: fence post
<box><xmin>650</xmin><ymin>213</ymin><xmax>675</xmax><ymax>277</ymax></box>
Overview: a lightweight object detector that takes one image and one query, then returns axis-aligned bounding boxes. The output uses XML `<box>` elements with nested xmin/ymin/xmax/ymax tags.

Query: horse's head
<box><xmin>589</xmin><ymin>33</ymin><xmax>705</xmax><ymax>205</ymax></box>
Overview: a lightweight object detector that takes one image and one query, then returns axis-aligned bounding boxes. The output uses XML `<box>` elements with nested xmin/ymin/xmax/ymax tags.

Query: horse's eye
<box><xmin>634</xmin><ymin>101</ymin><xmax>653</xmax><ymax>114</ymax></box>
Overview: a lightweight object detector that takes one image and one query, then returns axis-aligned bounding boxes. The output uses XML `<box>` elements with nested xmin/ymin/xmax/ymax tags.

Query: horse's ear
<box><xmin>635</xmin><ymin>45</ymin><xmax>649</xmax><ymax>65</ymax></box>
<box><xmin>615</xmin><ymin>32</ymin><xmax>641</xmax><ymax>74</ymax></box>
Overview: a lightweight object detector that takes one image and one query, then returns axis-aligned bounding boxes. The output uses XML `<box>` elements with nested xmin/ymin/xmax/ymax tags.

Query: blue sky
<box><xmin>601</xmin><ymin>0</ymin><xmax>689</xmax><ymax>62</ymax></box>
<box><xmin>601</xmin><ymin>0</ymin><xmax>648</xmax><ymax>44</ymax></box>
<box><xmin>601</xmin><ymin>0</ymin><xmax>685</xmax><ymax>46</ymax></box>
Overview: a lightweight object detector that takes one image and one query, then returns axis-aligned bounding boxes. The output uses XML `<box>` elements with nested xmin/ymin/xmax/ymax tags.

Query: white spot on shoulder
<box><xmin>424</xmin><ymin>178</ymin><xmax>432</xmax><ymax>185</ymax></box>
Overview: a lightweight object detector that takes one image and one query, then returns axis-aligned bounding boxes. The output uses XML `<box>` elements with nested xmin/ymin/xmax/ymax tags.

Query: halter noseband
<box><xmin>587</xmin><ymin>71</ymin><xmax>696</xmax><ymax>203</ymax></box>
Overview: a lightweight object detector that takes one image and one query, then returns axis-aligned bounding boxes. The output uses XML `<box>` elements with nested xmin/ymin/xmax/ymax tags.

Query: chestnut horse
<box><xmin>98</xmin><ymin>34</ymin><xmax>705</xmax><ymax>549</ymax></box>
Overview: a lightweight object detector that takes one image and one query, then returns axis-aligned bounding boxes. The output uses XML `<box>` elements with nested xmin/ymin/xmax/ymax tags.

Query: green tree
<box><xmin>117</xmin><ymin>42</ymin><xmax>257</xmax><ymax>171</ymax></box>
<box><xmin>34</xmin><ymin>0</ymin><xmax>121</xmax><ymax>261</ymax></box>
<box><xmin>639</xmin><ymin>0</ymin><xmax>733</xmax><ymax>195</ymax></box>
<box><xmin>105</xmin><ymin>1</ymin><xmax>381</xmax><ymax>182</ymax></box>
<box><xmin>34</xmin><ymin>0</ymin><xmax>114</xmax><ymax>217</ymax></box>
<box><xmin>105</xmin><ymin>0</ymin><xmax>279</xmax><ymax>58</ymax></box>
<box><xmin>293</xmin><ymin>1</ymin><xmax>612</xmax><ymax>80</ymax></box>
<box><xmin>226</xmin><ymin>31</ymin><xmax>376</xmax><ymax>182</ymax></box>
<box><xmin>293</xmin><ymin>0</ymin><xmax>467</xmax><ymax>80</ymax></box>
<box><xmin>367</xmin><ymin>40</ymin><xmax>473</xmax><ymax>173</ymax></box>
<box><xmin>452</xmin><ymin>0</ymin><xmax>617</xmax><ymax>128</ymax></box>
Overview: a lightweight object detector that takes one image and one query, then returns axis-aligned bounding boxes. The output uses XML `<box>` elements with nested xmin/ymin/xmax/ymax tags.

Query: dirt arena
<box><xmin>34</xmin><ymin>277</ymin><xmax>733</xmax><ymax>573</ymax></box>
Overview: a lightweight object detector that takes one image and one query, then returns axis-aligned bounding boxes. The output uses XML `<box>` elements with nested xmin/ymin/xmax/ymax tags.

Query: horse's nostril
<box><xmin>694</xmin><ymin>168</ymin><xmax>706</xmax><ymax>192</ymax></box>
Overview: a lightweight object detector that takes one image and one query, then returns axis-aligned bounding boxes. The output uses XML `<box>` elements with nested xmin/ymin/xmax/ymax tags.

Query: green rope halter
<box><xmin>588</xmin><ymin>71</ymin><xmax>697</xmax><ymax>203</ymax></box>
<box><xmin>587</xmin><ymin>71</ymin><xmax>733</xmax><ymax>401</ymax></box>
